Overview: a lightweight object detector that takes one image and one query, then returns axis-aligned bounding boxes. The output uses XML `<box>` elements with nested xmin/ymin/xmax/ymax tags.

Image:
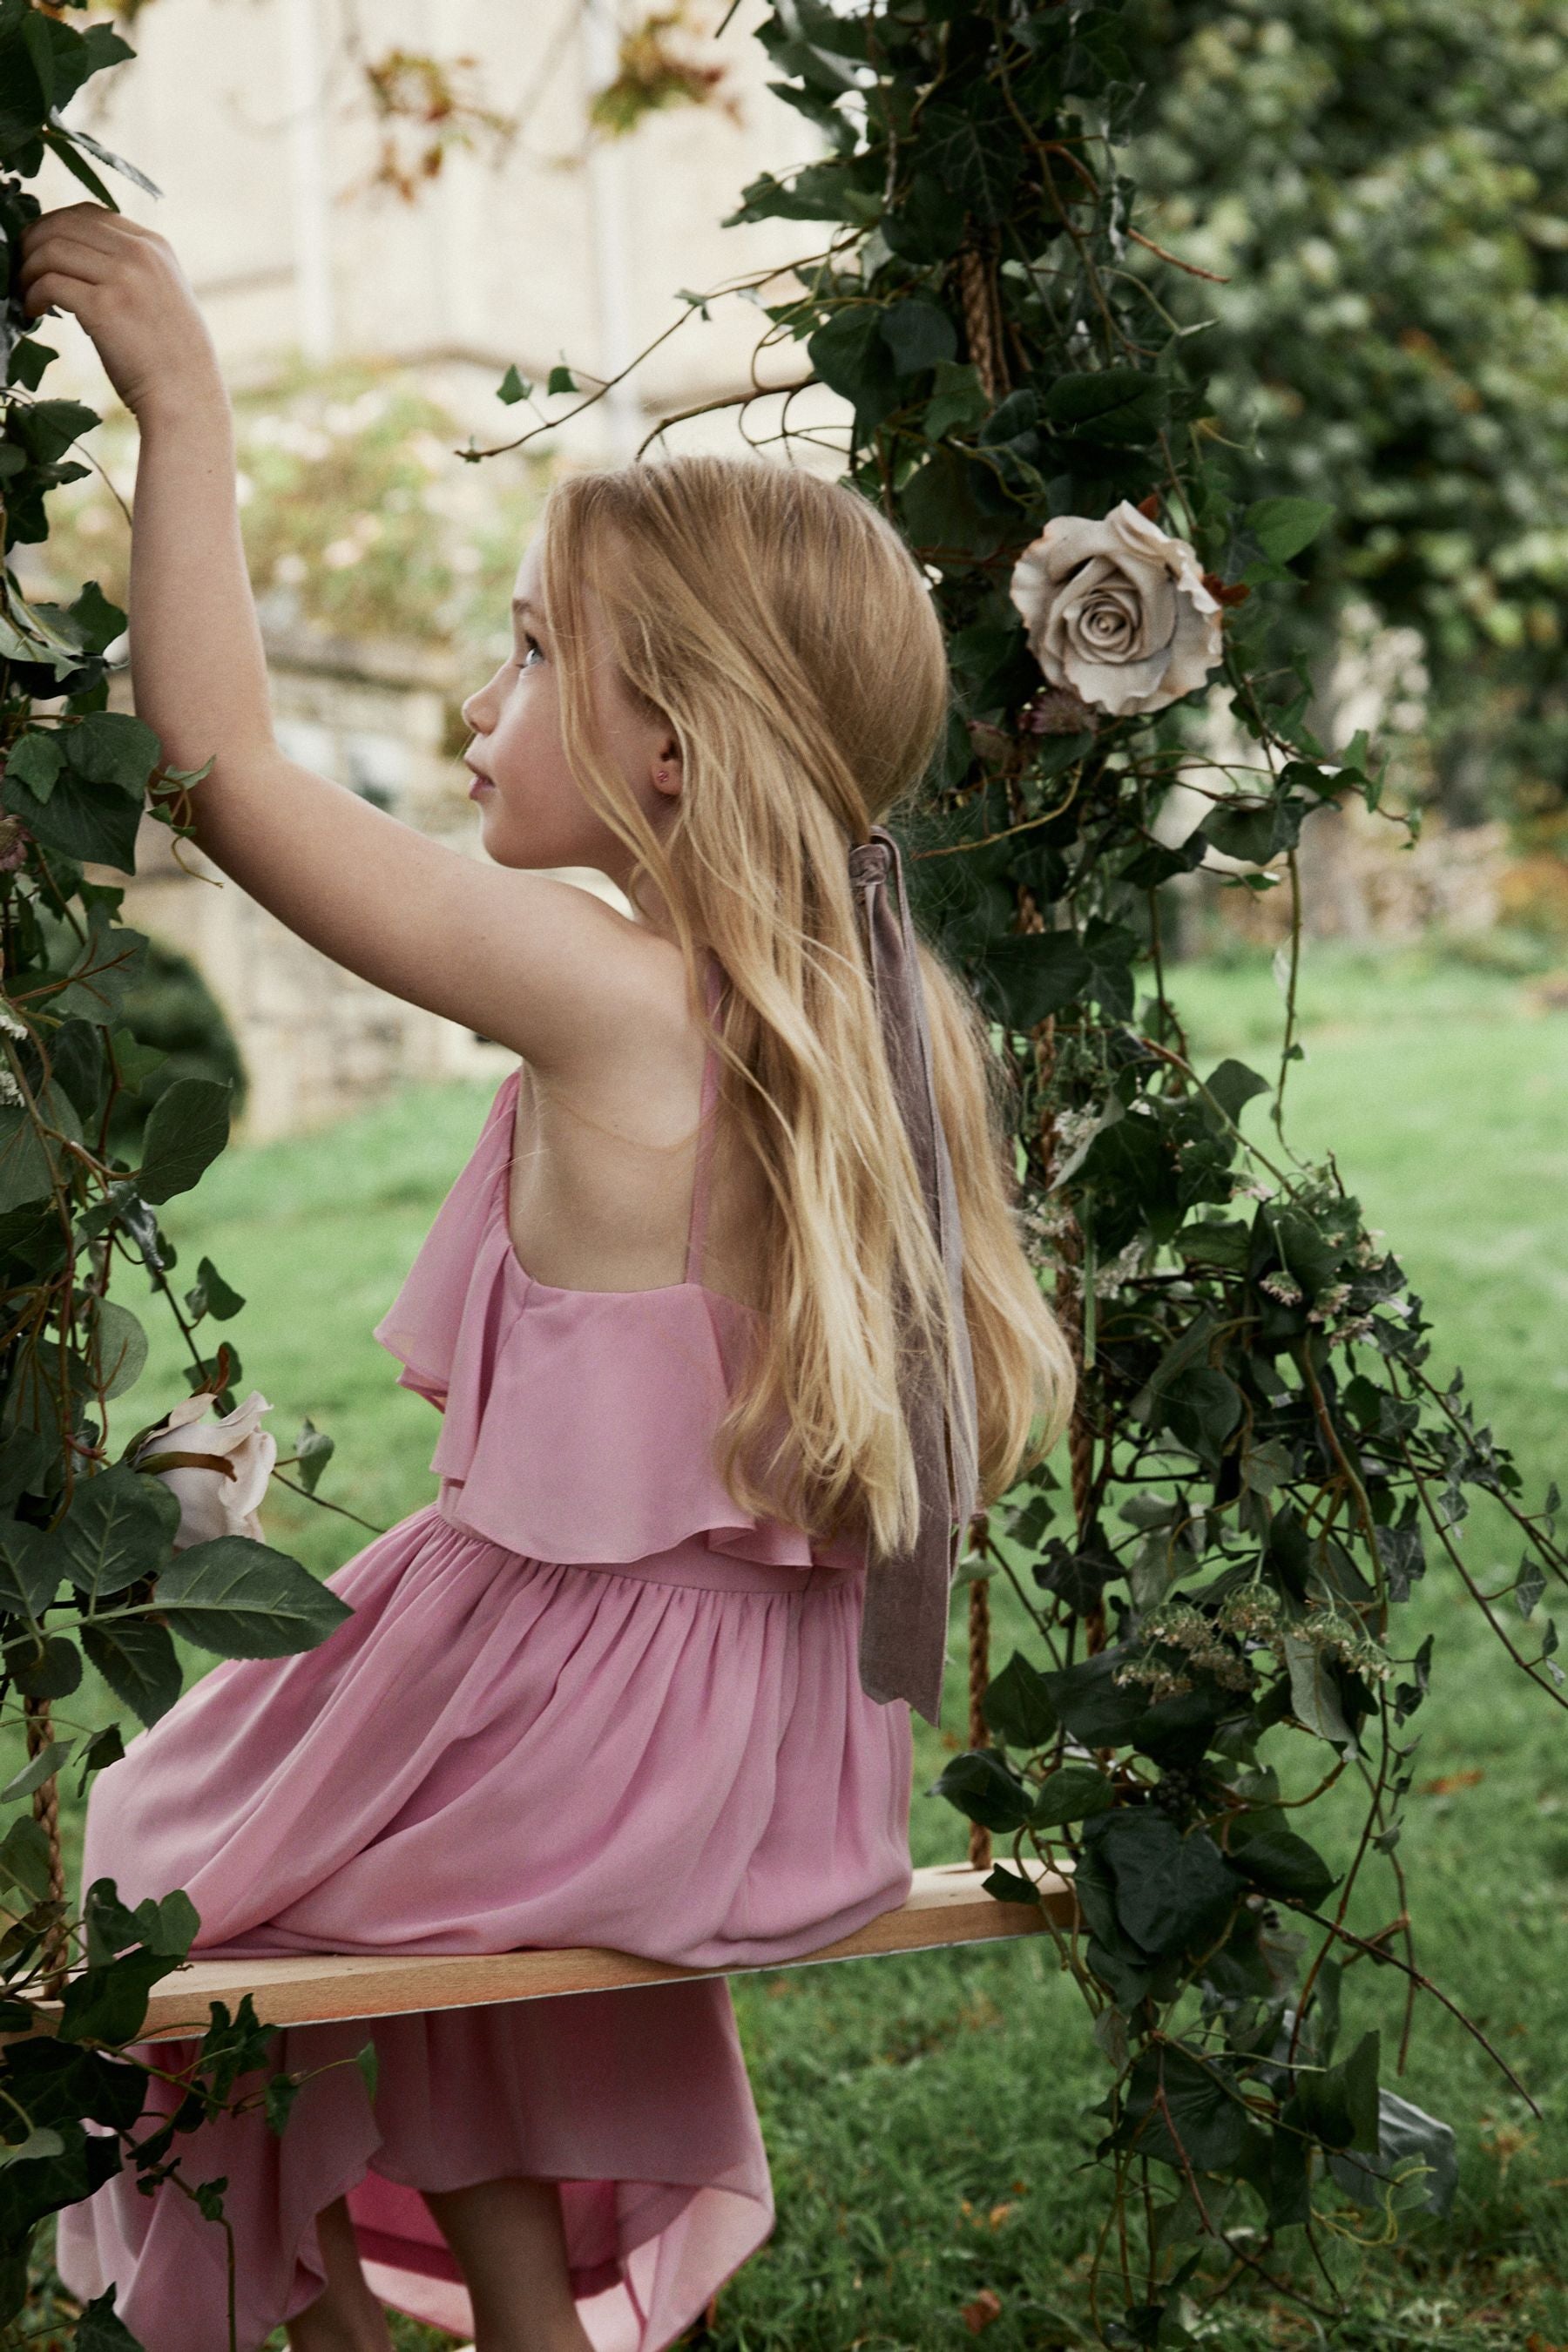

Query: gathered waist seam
<box><xmin>430</xmin><ymin>1496</ymin><xmax>864</xmax><ymax>1595</ymax></box>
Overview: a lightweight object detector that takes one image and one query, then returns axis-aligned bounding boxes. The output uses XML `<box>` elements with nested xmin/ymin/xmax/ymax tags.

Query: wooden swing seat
<box><xmin>14</xmin><ymin>1861</ymin><xmax>1078</xmax><ymax>2046</ymax></box>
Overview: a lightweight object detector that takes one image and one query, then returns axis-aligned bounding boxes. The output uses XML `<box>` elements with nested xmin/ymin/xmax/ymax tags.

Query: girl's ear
<box><xmin>651</xmin><ymin>734</ymin><xmax>683</xmax><ymax>800</ymax></box>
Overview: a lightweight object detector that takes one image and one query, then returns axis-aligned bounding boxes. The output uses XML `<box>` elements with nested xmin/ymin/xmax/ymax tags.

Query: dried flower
<box><xmin>1009</xmin><ymin>502</ymin><xmax>1224</xmax><ymax>718</ymax></box>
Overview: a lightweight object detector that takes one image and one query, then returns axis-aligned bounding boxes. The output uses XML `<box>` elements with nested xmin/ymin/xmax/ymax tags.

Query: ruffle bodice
<box><xmin>374</xmin><ymin>954</ymin><xmax>868</xmax><ymax>1576</ymax></box>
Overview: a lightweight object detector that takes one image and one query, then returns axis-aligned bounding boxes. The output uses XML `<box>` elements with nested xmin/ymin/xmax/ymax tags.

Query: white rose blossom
<box><xmin>137</xmin><ymin>1389</ymin><xmax>277</xmax><ymax>1550</ymax></box>
<box><xmin>1009</xmin><ymin>500</ymin><xmax>1225</xmax><ymax>717</ymax></box>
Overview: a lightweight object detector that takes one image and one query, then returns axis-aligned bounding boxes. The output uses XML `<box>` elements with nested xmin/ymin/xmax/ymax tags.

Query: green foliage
<box><xmin>1120</xmin><ymin>0</ymin><xmax>1568</xmax><ymax>820</ymax></box>
<box><xmin>0</xmin><ymin>10</ymin><xmax>355</xmax><ymax>2339</ymax></box>
<box><xmin>664</xmin><ymin>0</ymin><xmax>1568</xmax><ymax>2335</ymax></box>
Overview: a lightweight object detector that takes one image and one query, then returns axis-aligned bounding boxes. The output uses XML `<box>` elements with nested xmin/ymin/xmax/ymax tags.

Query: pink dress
<box><xmin>54</xmin><ymin>951</ymin><xmax>914</xmax><ymax>2352</ymax></box>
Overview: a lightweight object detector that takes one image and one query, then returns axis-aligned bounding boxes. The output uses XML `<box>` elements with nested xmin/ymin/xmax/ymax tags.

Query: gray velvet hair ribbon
<box><xmin>848</xmin><ymin>823</ymin><xmax>981</xmax><ymax>1726</ymax></box>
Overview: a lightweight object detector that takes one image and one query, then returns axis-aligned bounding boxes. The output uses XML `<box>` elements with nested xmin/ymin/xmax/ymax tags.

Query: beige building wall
<box><xmin>43</xmin><ymin>2</ymin><xmax>838</xmax><ymax>1136</ymax></box>
<box><xmin>44</xmin><ymin>0</ymin><xmax>841</xmax><ymax>452</ymax></box>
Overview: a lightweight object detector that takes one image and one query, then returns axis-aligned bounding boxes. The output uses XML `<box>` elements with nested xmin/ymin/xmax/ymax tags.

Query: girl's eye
<box><xmin>512</xmin><ymin>634</ymin><xmax>543</xmax><ymax>671</ymax></box>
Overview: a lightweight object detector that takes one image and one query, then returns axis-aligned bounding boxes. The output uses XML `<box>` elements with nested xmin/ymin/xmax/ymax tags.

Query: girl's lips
<box><xmin>468</xmin><ymin>774</ymin><xmax>494</xmax><ymax>801</ymax></box>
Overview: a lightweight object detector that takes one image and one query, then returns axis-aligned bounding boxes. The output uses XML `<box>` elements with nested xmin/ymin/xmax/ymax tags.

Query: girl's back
<box><xmin>503</xmin><ymin>944</ymin><xmax>772</xmax><ymax>1313</ymax></box>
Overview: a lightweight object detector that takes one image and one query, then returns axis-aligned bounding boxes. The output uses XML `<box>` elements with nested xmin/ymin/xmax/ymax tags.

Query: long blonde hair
<box><xmin>537</xmin><ymin>455</ymin><xmax>1075</xmax><ymax>1558</ymax></box>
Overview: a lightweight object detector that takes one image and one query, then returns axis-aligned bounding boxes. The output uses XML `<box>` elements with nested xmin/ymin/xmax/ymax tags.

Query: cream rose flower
<box><xmin>1009</xmin><ymin>500</ymin><xmax>1224</xmax><ymax>718</ymax></box>
<box><xmin>137</xmin><ymin>1389</ymin><xmax>276</xmax><ymax>1550</ymax></box>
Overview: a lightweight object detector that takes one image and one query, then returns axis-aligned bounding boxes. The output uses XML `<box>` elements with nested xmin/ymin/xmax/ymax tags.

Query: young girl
<box><xmin>20</xmin><ymin>205</ymin><xmax>1074</xmax><ymax>2352</ymax></box>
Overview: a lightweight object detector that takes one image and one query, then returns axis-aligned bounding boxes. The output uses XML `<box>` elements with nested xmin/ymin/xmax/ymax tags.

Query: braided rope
<box><xmin>966</xmin><ymin>1572</ymin><xmax>992</xmax><ymax>1871</ymax></box>
<box><xmin>956</xmin><ymin>245</ymin><xmax>1007</xmax><ymax>405</ymax></box>
<box><xmin>25</xmin><ymin>1694</ymin><xmax>69</xmax><ymax>1997</ymax></box>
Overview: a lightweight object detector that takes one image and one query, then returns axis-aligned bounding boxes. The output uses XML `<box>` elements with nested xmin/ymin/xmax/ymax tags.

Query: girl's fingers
<box><xmin>19</xmin><ymin>238</ymin><xmax>115</xmax><ymax>291</ymax></box>
<box><xmin>19</xmin><ymin>272</ymin><xmax>95</xmax><ymax>319</ymax></box>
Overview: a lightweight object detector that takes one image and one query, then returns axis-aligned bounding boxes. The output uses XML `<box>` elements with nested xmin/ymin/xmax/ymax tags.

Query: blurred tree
<box><xmin>1125</xmin><ymin>0</ymin><xmax>1568</xmax><ymax>824</ymax></box>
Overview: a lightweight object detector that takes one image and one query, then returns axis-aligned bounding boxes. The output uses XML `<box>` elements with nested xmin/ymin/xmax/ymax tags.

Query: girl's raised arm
<box><xmin>16</xmin><ymin>204</ymin><xmax>660</xmax><ymax>1075</ymax></box>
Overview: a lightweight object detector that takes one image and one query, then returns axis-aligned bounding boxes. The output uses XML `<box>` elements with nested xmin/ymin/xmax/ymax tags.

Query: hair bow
<box><xmin>847</xmin><ymin>823</ymin><xmax>981</xmax><ymax>1725</ymax></box>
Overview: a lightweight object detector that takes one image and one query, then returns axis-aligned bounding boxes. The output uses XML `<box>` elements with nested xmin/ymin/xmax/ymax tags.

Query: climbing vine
<box><xmin>0</xmin><ymin>5</ymin><xmax>364</xmax><ymax>2342</ymax></box>
<box><xmin>487</xmin><ymin>0</ymin><xmax>1568</xmax><ymax>2337</ymax></box>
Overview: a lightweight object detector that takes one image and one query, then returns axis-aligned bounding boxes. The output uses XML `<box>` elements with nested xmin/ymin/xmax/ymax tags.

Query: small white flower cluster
<box><xmin>1297</xmin><ymin>1599</ymin><xmax>1396</xmax><ymax>1686</ymax></box>
<box><xmin>0</xmin><ymin>999</ymin><xmax>26</xmax><ymax>1107</ymax></box>
<box><xmin>1307</xmin><ymin>1281</ymin><xmax>1352</xmax><ymax>1325</ymax></box>
<box><xmin>1018</xmin><ymin>1196</ymin><xmax>1078</xmax><ymax>1271</ymax></box>
<box><xmin>1112</xmin><ymin>1599</ymin><xmax>1259</xmax><ymax>1701</ymax></box>
<box><xmin>1048</xmin><ymin>1105</ymin><xmax>1103</xmax><ymax>1162</ymax></box>
<box><xmin>1214</xmin><ymin>1585</ymin><xmax>1289</xmax><ymax>1652</ymax></box>
<box><xmin>1092</xmin><ymin>1236</ymin><xmax>1149</xmax><ymax>1298</ymax></box>
<box><xmin>1258</xmin><ymin>1271</ymin><xmax>1304</xmax><ymax>1306</ymax></box>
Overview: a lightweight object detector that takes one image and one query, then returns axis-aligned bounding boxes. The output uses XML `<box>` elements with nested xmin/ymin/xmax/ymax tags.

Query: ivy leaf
<box><xmin>1160</xmin><ymin>1366</ymin><xmax>1242</xmax><ymax>1461</ymax></box>
<box><xmin>880</xmin><ymin>299</ymin><xmax>956</xmax><ymax>376</ymax></box>
<box><xmin>981</xmin><ymin>1649</ymin><xmax>1058</xmax><ymax>1748</ymax></box>
<box><xmin>900</xmin><ymin>446</ymin><xmax>1010</xmax><ymax>558</ymax></box>
<box><xmin>1081</xmin><ymin>917</ymin><xmax>1139</xmax><ymax>1018</ymax></box>
<box><xmin>69</xmin><ymin>2289</ymin><xmax>144</xmax><ymax>2351</ymax></box>
<box><xmin>2</xmin><ymin>766</ymin><xmax>140</xmax><ymax>871</ymax></box>
<box><xmin>136</xmin><ymin>1077</ymin><xmax>232</xmax><ymax>1205</ymax></box>
<box><xmin>185</xmin><ymin>1255</ymin><xmax>246</xmax><ymax>1323</ymax></box>
<box><xmin>56</xmin><ymin>1946</ymin><xmax>179</xmax><ymax>2046</ymax></box>
<box><xmin>1226</xmin><ymin>1824</ymin><xmax>1338</xmax><ymax>1906</ymax></box>
<box><xmin>1247</xmin><ymin>497</ymin><xmax>1335</xmax><ymax>564</ymax></box>
<box><xmin>930</xmin><ymin>1747</ymin><xmax>1034</xmax><ymax>1833</ymax></box>
<box><xmin>0</xmin><ymin>1087</ymin><xmax>83</xmax><ymax>1214</ymax></box>
<box><xmin>11</xmin><ymin>398</ymin><xmax>98</xmax><ymax>467</ymax></box>
<box><xmin>293</xmin><ymin>1419</ymin><xmax>335</xmax><ymax>1497</ymax></box>
<box><xmin>1091</xmin><ymin>1810</ymin><xmax>1246</xmax><ymax>1958</ymax></box>
<box><xmin>65</xmin><ymin>712</ymin><xmax>161</xmax><ymax>797</ymax></box>
<box><xmin>1201</xmin><ymin>794</ymin><xmax>1302</xmax><ymax>864</ymax></box>
<box><xmin>1203</xmin><ymin>1059</ymin><xmax>1270</xmax><ymax>1128</ymax></box>
<box><xmin>919</xmin><ymin>100</ymin><xmax>1024</xmax><ymax>224</ymax></box>
<box><xmin>1044</xmin><ymin>1650</ymin><xmax>1152</xmax><ymax>1747</ymax></box>
<box><xmin>807</xmin><ymin>303</ymin><xmax>901</xmax><ymax>430</ymax></box>
<box><xmin>1284</xmin><ymin>2025</ymin><xmax>1381</xmax><ymax>2153</ymax></box>
<box><xmin>64</xmin><ymin>579</ymin><xmax>127</xmax><ymax>656</ymax></box>
<box><xmin>1324</xmin><ymin>2087</ymin><xmax>1457</xmax><ymax>2219</ymax></box>
<box><xmin>1282</xmin><ymin>1631</ymin><xmax>1363</xmax><ymax>1756</ymax></box>
<box><xmin>1043</xmin><ymin>368</ymin><xmax>1167</xmax><ymax>443</ymax></box>
<box><xmin>3</xmin><ymin>730</ymin><xmax>63</xmax><ymax>802</ymax></box>
<box><xmin>496</xmin><ymin>364</ymin><xmax>530</xmax><ymax>405</ymax></box>
<box><xmin>1111</xmin><ymin>2038</ymin><xmax>1262</xmax><ymax>2173</ymax></box>
<box><xmin>1516</xmin><ymin>1556</ymin><xmax>1547</xmax><ymax>1619</ymax></box>
<box><xmin>1031</xmin><ymin>1763</ymin><xmax>1114</xmax><ymax>1829</ymax></box>
<box><xmin>977</xmin><ymin>931</ymin><xmax>1092</xmax><ymax>1027</ymax></box>
<box><xmin>923</xmin><ymin>359</ymin><xmax>990</xmax><ymax>440</ymax></box>
<box><xmin>51</xmin><ymin>911</ymin><xmax>149</xmax><ymax>1027</ymax></box>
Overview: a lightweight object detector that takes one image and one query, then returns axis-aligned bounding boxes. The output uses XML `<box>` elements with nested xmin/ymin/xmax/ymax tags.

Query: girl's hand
<box><xmin>17</xmin><ymin>203</ymin><xmax>222</xmax><ymax>421</ymax></box>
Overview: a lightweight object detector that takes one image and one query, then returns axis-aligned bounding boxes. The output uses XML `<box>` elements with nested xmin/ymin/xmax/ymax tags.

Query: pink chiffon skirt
<box><xmin>54</xmin><ymin>1504</ymin><xmax>915</xmax><ymax>2351</ymax></box>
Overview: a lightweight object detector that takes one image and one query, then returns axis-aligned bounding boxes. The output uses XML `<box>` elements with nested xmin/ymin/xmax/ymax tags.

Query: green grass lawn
<box><xmin>33</xmin><ymin>938</ymin><xmax>1568</xmax><ymax>2349</ymax></box>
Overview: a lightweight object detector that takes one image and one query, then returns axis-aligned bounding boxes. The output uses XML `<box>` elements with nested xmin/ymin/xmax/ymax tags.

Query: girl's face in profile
<box><xmin>460</xmin><ymin>539</ymin><xmax>680</xmax><ymax>886</ymax></box>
